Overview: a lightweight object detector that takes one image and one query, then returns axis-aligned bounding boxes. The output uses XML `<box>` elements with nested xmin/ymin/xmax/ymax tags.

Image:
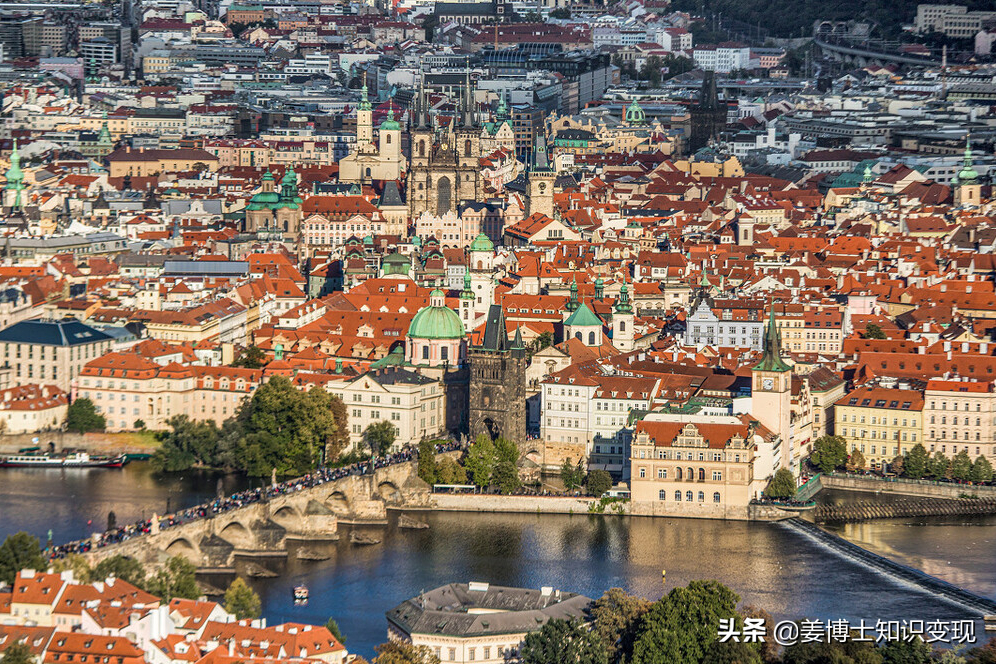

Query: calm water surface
<box><xmin>0</xmin><ymin>465</ymin><xmax>992</xmax><ymax>658</ymax></box>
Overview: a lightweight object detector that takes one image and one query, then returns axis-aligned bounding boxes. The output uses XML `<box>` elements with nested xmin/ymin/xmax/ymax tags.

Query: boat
<box><xmin>0</xmin><ymin>451</ymin><xmax>128</xmax><ymax>469</ymax></box>
<box><xmin>293</xmin><ymin>585</ymin><xmax>309</xmax><ymax>605</ymax></box>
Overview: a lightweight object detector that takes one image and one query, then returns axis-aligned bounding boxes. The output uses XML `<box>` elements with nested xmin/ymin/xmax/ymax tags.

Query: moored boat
<box><xmin>0</xmin><ymin>451</ymin><xmax>128</xmax><ymax>468</ymax></box>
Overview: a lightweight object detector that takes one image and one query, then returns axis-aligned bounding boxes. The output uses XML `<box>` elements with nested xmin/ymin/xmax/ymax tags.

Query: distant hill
<box><xmin>670</xmin><ymin>0</ymin><xmax>988</xmax><ymax>39</ymax></box>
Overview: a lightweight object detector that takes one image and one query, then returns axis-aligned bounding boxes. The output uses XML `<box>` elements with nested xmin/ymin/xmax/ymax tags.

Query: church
<box><xmin>339</xmin><ymin>83</ymin><xmax>406</xmax><ymax>184</ymax></box>
<box><xmin>244</xmin><ymin>168</ymin><xmax>303</xmax><ymax>241</ymax></box>
<box><xmin>407</xmin><ymin>73</ymin><xmax>485</xmax><ymax>220</ymax></box>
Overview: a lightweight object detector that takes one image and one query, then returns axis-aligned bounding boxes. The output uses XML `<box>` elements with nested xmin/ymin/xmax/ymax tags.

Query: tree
<box><xmin>549</xmin><ymin>7</ymin><xmax>571</xmax><ymax>18</ymax></box>
<box><xmin>464</xmin><ymin>435</ymin><xmax>496</xmax><ymax>487</ymax></box>
<box><xmin>372</xmin><ymin>641</ymin><xmax>440</xmax><ymax>664</ymax></box>
<box><xmin>590</xmin><ymin>588</ymin><xmax>651</xmax><ymax>664</ymax></box>
<box><xmin>763</xmin><ymin>468</ymin><xmax>796</xmax><ymax>500</ymax></box>
<box><xmin>232</xmin><ymin>345</ymin><xmax>267</xmax><ymax>369</ymax></box>
<box><xmin>863</xmin><ymin>323</ymin><xmax>887</xmax><ymax>339</ymax></box>
<box><xmin>701</xmin><ymin>639</ymin><xmax>762</xmax><ymax>664</ymax></box>
<box><xmin>889</xmin><ymin>454</ymin><xmax>904</xmax><ymax>476</ymax></box>
<box><xmin>493</xmin><ymin>460</ymin><xmax>520</xmax><ymax>494</ymax></box>
<box><xmin>809</xmin><ymin>435</ymin><xmax>847</xmax><ymax>474</ymax></box>
<box><xmin>0</xmin><ymin>532</ymin><xmax>46</xmax><ymax>585</ymax></box>
<box><xmin>966</xmin><ymin>640</ymin><xmax>996</xmax><ymax>664</ymax></box>
<box><xmin>91</xmin><ymin>555</ymin><xmax>145</xmax><ymax>587</ymax></box>
<box><xmin>847</xmin><ymin>449</ymin><xmax>867</xmax><ymax>472</ymax></box>
<box><xmin>586</xmin><ymin>469</ymin><xmax>613</xmax><ymax>497</ymax></box>
<box><xmin>417</xmin><ymin>439</ymin><xmax>437</xmax><ymax>485</ymax></box>
<box><xmin>903</xmin><ymin>444</ymin><xmax>929</xmax><ymax>479</ymax></box>
<box><xmin>327</xmin><ymin>396</ymin><xmax>349</xmax><ymax>463</ymax></box>
<box><xmin>224</xmin><ymin>577</ymin><xmax>261</xmax><ymax>620</ymax></box>
<box><xmin>436</xmin><ymin>457</ymin><xmax>467</xmax><ymax>484</ymax></box>
<box><xmin>639</xmin><ymin>55</ymin><xmax>664</xmax><ymax>87</ymax></box>
<box><xmin>530</xmin><ymin>331</ymin><xmax>554</xmax><ymax>354</ymax></box>
<box><xmin>50</xmin><ymin>553</ymin><xmax>92</xmax><ymax>582</ymax></box>
<box><xmin>971</xmin><ymin>455</ymin><xmax>994</xmax><ymax>483</ymax></box>
<box><xmin>145</xmin><ymin>556</ymin><xmax>200</xmax><ymax>601</ymax></box>
<box><xmin>324</xmin><ymin>618</ymin><xmax>346</xmax><ymax>644</ymax></box>
<box><xmin>950</xmin><ymin>449</ymin><xmax>973</xmax><ymax>482</ymax></box>
<box><xmin>365</xmin><ymin>421</ymin><xmax>396</xmax><ymax>457</ymax></box>
<box><xmin>152</xmin><ymin>416</ymin><xmax>221</xmax><ymax>473</ymax></box>
<box><xmin>880</xmin><ymin>639</ymin><xmax>933</xmax><ymax>664</ymax></box>
<box><xmin>66</xmin><ymin>398</ymin><xmax>105</xmax><ymax>433</ymax></box>
<box><xmin>739</xmin><ymin>605</ymin><xmax>777</xmax><ymax>664</ymax></box>
<box><xmin>561</xmin><ymin>458</ymin><xmax>585</xmax><ymax>491</ymax></box>
<box><xmin>521</xmin><ymin>619</ymin><xmax>608</xmax><ymax>664</ymax></box>
<box><xmin>631</xmin><ymin>580</ymin><xmax>740</xmax><ymax>664</ymax></box>
<box><xmin>495</xmin><ymin>437</ymin><xmax>520</xmax><ymax>465</ymax></box>
<box><xmin>134</xmin><ymin>419</ymin><xmax>146</xmax><ymax>430</ymax></box>
<box><xmin>660</xmin><ymin>54</ymin><xmax>695</xmax><ymax>80</ymax></box>
<box><xmin>781</xmin><ymin>638</ymin><xmax>882</xmax><ymax>664</ymax></box>
<box><xmin>230</xmin><ymin>378</ymin><xmax>338</xmax><ymax>477</ymax></box>
<box><xmin>0</xmin><ymin>641</ymin><xmax>35</xmax><ymax>664</ymax></box>
<box><xmin>928</xmin><ymin>452</ymin><xmax>950</xmax><ymax>480</ymax></box>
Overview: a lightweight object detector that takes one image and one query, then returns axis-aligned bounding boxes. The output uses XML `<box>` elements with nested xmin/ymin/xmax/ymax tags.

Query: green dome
<box><xmin>625</xmin><ymin>99</ymin><xmax>646</xmax><ymax>125</ymax></box>
<box><xmin>470</xmin><ymin>233</ymin><xmax>494</xmax><ymax>252</ymax></box>
<box><xmin>408</xmin><ymin>295</ymin><xmax>465</xmax><ymax>340</ymax></box>
<box><xmin>380</xmin><ymin>107</ymin><xmax>400</xmax><ymax>131</ymax></box>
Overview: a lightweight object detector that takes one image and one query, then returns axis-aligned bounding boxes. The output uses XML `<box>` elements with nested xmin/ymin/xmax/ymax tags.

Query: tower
<box><xmin>459</xmin><ymin>271</ymin><xmax>475</xmax><ymax>327</ymax></box>
<box><xmin>380</xmin><ymin>106</ymin><xmax>401</xmax><ymax>162</ymax></box>
<box><xmin>468</xmin><ymin>232</ymin><xmax>495</xmax><ymax>327</ymax></box>
<box><xmin>357</xmin><ymin>78</ymin><xmax>373</xmax><ymax>147</ymax></box>
<box><xmin>468</xmin><ymin>304</ymin><xmax>527</xmax><ymax>443</ymax></box>
<box><xmin>5</xmin><ymin>139</ymin><xmax>24</xmax><ymax>211</ymax></box>
<box><xmin>612</xmin><ymin>279</ymin><xmax>634</xmax><ymax>351</ymax></box>
<box><xmin>954</xmin><ymin>135</ymin><xmax>981</xmax><ymax>207</ymax></box>
<box><xmin>689</xmin><ymin>72</ymin><xmax>727</xmax><ymax>153</ymax></box>
<box><xmin>736</xmin><ymin>214</ymin><xmax>754</xmax><ymax>246</ymax></box>
<box><xmin>526</xmin><ymin>135</ymin><xmax>555</xmax><ymax>218</ymax></box>
<box><xmin>565</xmin><ymin>278</ymin><xmax>579</xmax><ymax>312</ymax></box>
<box><xmin>751</xmin><ymin>306</ymin><xmax>792</xmax><ymax>469</ymax></box>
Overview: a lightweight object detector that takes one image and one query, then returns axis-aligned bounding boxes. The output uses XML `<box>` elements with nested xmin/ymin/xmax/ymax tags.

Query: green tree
<box><xmin>521</xmin><ymin>618</ymin><xmax>608</xmax><ymax>664</ymax></box>
<box><xmin>586</xmin><ymin>469</ymin><xmax>613</xmax><ymax>497</ymax></box>
<box><xmin>417</xmin><ymin>439</ymin><xmax>437</xmax><ymax>484</ymax></box>
<box><xmin>549</xmin><ymin>7</ymin><xmax>571</xmax><ymax>18</ymax></box>
<box><xmin>465</xmin><ymin>435</ymin><xmax>496</xmax><ymax>487</ymax></box>
<box><xmin>50</xmin><ymin>553</ymin><xmax>92</xmax><ymax>582</ymax></box>
<box><xmin>763</xmin><ymin>468</ymin><xmax>796</xmax><ymax>500</ymax></box>
<box><xmin>847</xmin><ymin>449</ymin><xmax>867</xmax><ymax>472</ymax></box>
<box><xmin>372</xmin><ymin>640</ymin><xmax>440</xmax><ymax>664</ymax></box>
<box><xmin>928</xmin><ymin>451</ymin><xmax>950</xmax><ymax>480</ymax></box>
<box><xmin>631</xmin><ymin>580</ymin><xmax>740</xmax><ymax>664</ymax></box>
<box><xmin>66</xmin><ymin>398</ymin><xmax>106</xmax><ymax>434</ymax></box>
<box><xmin>145</xmin><ymin>555</ymin><xmax>200</xmax><ymax>601</ymax></box>
<box><xmin>0</xmin><ymin>532</ymin><xmax>46</xmax><ymax>585</ymax></box>
<box><xmin>232</xmin><ymin>345</ymin><xmax>267</xmax><ymax>369</ymax></box>
<box><xmin>365</xmin><ymin>421</ymin><xmax>397</xmax><ymax>457</ymax></box>
<box><xmin>91</xmin><ymin>555</ymin><xmax>145</xmax><ymax>587</ymax></box>
<box><xmin>530</xmin><ymin>331</ymin><xmax>554</xmax><ymax>354</ymax></box>
<box><xmin>230</xmin><ymin>378</ymin><xmax>338</xmax><ymax>477</ymax></box>
<box><xmin>134</xmin><ymin>419</ymin><xmax>146</xmax><ymax>430</ymax></box>
<box><xmin>436</xmin><ymin>457</ymin><xmax>468</xmax><ymax>484</ymax></box>
<box><xmin>880</xmin><ymin>639</ymin><xmax>933</xmax><ymax>664</ymax></box>
<box><xmin>702</xmin><ymin>639</ymin><xmax>762</xmax><ymax>664</ymax></box>
<box><xmin>971</xmin><ymin>455</ymin><xmax>994</xmax><ymax>483</ymax></box>
<box><xmin>966</xmin><ymin>640</ymin><xmax>996</xmax><ymax>664</ymax></box>
<box><xmin>561</xmin><ymin>457</ymin><xmax>585</xmax><ymax>490</ymax></box>
<box><xmin>640</xmin><ymin>55</ymin><xmax>664</xmax><ymax>87</ymax></box>
<box><xmin>903</xmin><ymin>444</ymin><xmax>929</xmax><ymax>479</ymax></box>
<box><xmin>889</xmin><ymin>454</ymin><xmax>904</xmax><ymax>476</ymax></box>
<box><xmin>152</xmin><ymin>416</ymin><xmax>221</xmax><ymax>473</ymax></box>
<box><xmin>495</xmin><ymin>437</ymin><xmax>520</xmax><ymax>464</ymax></box>
<box><xmin>781</xmin><ymin>637</ymin><xmax>882</xmax><ymax>664</ymax></box>
<box><xmin>493</xmin><ymin>460</ymin><xmax>521</xmax><ymax>494</ymax></box>
<box><xmin>324</xmin><ymin>618</ymin><xmax>345</xmax><ymax>644</ymax></box>
<box><xmin>950</xmin><ymin>449</ymin><xmax>973</xmax><ymax>481</ymax></box>
<box><xmin>739</xmin><ymin>605</ymin><xmax>777</xmax><ymax>664</ymax></box>
<box><xmin>661</xmin><ymin>54</ymin><xmax>695</xmax><ymax>80</ymax></box>
<box><xmin>327</xmin><ymin>396</ymin><xmax>349</xmax><ymax>463</ymax></box>
<box><xmin>809</xmin><ymin>435</ymin><xmax>848</xmax><ymax>474</ymax></box>
<box><xmin>591</xmin><ymin>588</ymin><xmax>651</xmax><ymax>664</ymax></box>
<box><xmin>224</xmin><ymin>577</ymin><xmax>261</xmax><ymax>620</ymax></box>
<box><xmin>0</xmin><ymin>641</ymin><xmax>35</xmax><ymax>664</ymax></box>
<box><xmin>863</xmin><ymin>323</ymin><xmax>887</xmax><ymax>339</ymax></box>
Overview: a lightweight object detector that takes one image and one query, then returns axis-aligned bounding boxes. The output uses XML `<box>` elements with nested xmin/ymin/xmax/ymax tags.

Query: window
<box><xmin>675</xmin><ymin>490</ymin><xmax>682</xmax><ymax>501</ymax></box>
<box><xmin>657</xmin><ymin>468</ymin><xmax>666</xmax><ymax>479</ymax></box>
<box><xmin>686</xmin><ymin>491</ymin><xmax>693</xmax><ymax>502</ymax></box>
<box><xmin>698</xmin><ymin>491</ymin><xmax>705</xmax><ymax>502</ymax></box>
<box><xmin>441</xmin><ymin>346</ymin><xmax>448</xmax><ymax>361</ymax></box>
<box><xmin>639</xmin><ymin>467</ymin><xmax>646</xmax><ymax>478</ymax></box>
<box><xmin>713</xmin><ymin>492</ymin><xmax>721</xmax><ymax>503</ymax></box>
<box><xmin>659</xmin><ymin>489</ymin><xmax>666</xmax><ymax>501</ymax></box>
<box><xmin>422</xmin><ymin>346</ymin><xmax>429</xmax><ymax>360</ymax></box>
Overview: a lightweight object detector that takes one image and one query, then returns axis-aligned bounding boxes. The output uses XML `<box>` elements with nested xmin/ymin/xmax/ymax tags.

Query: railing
<box><xmin>824</xmin><ymin>472</ymin><xmax>996</xmax><ymax>492</ymax></box>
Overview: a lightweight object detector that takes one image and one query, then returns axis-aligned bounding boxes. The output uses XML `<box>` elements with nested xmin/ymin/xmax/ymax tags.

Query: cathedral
<box><xmin>244</xmin><ymin>168</ymin><xmax>303</xmax><ymax>240</ymax></box>
<box><xmin>407</xmin><ymin>73</ymin><xmax>485</xmax><ymax>220</ymax></box>
<box><xmin>339</xmin><ymin>82</ymin><xmax>405</xmax><ymax>184</ymax></box>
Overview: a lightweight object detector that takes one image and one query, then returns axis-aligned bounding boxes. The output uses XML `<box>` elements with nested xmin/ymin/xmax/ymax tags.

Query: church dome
<box><xmin>380</xmin><ymin>107</ymin><xmax>400</xmax><ymax>131</ymax></box>
<box><xmin>408</xmin><ymin>290</ymin><xmax>465</xmax><ymax>340</ymax></box>
<box><xmin>470</xmin><ymin>233</ymin><xmax>494</xmax><ymax>252</ymax></box>
<box><xmin>625</xmin><ymin>99</ymin><xmax>646</xmax><ymax>125</ymax></box>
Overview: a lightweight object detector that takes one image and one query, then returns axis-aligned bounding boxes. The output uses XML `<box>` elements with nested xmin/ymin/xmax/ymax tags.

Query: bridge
<box><xmin>814</xmin><ymin>38</ymin><xmax>942</xmax><ymax>68</ymax></box>
<box><xmin>79</xmin><ymin>460</ymin><xmax>434</xmax><ymax>570</ymax></box>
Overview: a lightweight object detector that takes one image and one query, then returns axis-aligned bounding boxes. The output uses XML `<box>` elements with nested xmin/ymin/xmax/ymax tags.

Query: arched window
<box><xmin>698</xmin><ymin>491</ymin><xmax>704</xmax><ymax>502</ymax></box>
<box><xmin>422</xmin><ymin>346</ymin><xmax>429</xmax><ymax>360</ymax></box>
<box><xmin>687</xmin><ymin>467</ymin><xmax>693</xmax><ymax>480</ymax></box>
<box><xmin>418</xmin><ymin>140</ymin><xmax>425</xmax><ymax>157</ymax></box>
<box><xmin>658</xmin><ymin>490</ymin><xmax>666</xmax><ymax>501</ymax></box>
<box><xmin>386</xmin><ymin>134</ymin><xmax>392</xmax><ymax>144</ymax></box>
<box><xmin>588</xmin><ymin>331</ymin><xmax>595</xmax><ymax>345</ymax></box>
<box><xmin>465</xmin><ymin>139</ymin><xmax>472</xmax><ymax>156</ymax></box>
<box><xmin>698</xmin><ymin>468</ymin><xmax>705</xmax><ymax>481</ymax></box>
<box><xmin>686</xmin><ymin>491</ymin><xmax>693</xmax><ymax>502</ymax></box>
<box><xmin>441</xmin><ymin>346</ymin><xmax>448</xmax><ymax>361</ymax></box>
<box><xmin>674</xmin><ymin>490</ymin><xmax>682</xmax><ymax>501</ymax></box>
<box><xmin>365</xmin><ymin>167</ymin><xmax>371</xmax><ymax>177</ymax></box>
<box><xmin>675</xmin><ymin>467</ymin><xmax>682</xmax><ymax>480</ymax></box>
<box><xmin>575</xmin><ymin>332</ymin><xmax>582</xmax><ymax>341</ymax></box>
<box><xmin>619</xmin><ymin>321</ymin><xmax>626</xmax><ymax>332</ymax></box>
<box><xmin>713</xmin><ymin>492</ymin><xmax>721</xmax><ymax>503</ymax></box>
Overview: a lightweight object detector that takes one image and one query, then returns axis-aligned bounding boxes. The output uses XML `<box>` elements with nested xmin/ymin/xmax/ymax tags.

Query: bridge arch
<box><xmin>165</xmin><ymin>537</ymin><xmax>198</xmax><ymax>558</ymax></box>
<box><xmin>376</xmin><ymin>480</ymin><xmax>402</xmax><ymax>504</ymax></box>
<box><xmin>271</xmin><ymin>504</ymin><xmax>301</xmax><ymax>530</ymax></box>
<box><xmin>218</xmin><ymin>521</ymin><xmax>254</xmax><ymax>549</ymax></box>
<box><xmin>327</xmin><ymin>490</ymin><xmax>351</xmax><ymax>514</ymax></box>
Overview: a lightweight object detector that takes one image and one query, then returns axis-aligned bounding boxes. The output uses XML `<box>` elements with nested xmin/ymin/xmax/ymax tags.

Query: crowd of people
<box><xmin>49</xmin><ymin>441</ymin><xmax>464</xmax><ymax>559</ymax></box>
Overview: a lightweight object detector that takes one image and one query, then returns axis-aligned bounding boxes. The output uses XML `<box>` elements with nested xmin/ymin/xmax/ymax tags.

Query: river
<box><xmin>0</xmin><ymin>464</ymin><xmax>993</xmax><ymax>659</ymax></box>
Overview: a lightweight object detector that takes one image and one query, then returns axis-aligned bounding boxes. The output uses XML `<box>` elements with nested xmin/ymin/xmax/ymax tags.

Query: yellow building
<box><xmin>105</xmin><ymin>147</ymin><xmax>220</xmax><ymax>177</ymax></box>
<box><xmin>833</xmin><ymin>386</ymin><xmax>924</xmax><ymax>469</ymax></box>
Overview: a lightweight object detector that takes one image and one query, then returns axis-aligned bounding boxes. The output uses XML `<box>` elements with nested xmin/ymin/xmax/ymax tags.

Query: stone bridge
<box><xmin>81</xmin><ymin>460</ymin><xmax>433</xmax><ymax>570</ymax></box>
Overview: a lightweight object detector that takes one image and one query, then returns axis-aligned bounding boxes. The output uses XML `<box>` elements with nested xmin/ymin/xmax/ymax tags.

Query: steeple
<box><xmin>6</xmin><ymin>138</ymin><xmax>23</xmax><ymax>211</ymax></box>
<box><xmin>461</xmin><ymin>271</ymin><xmax>474</xmax><ymax>300</ymax></box>
<box><xmin>614</xmin><ymin>278</ymin><xmax>632</xmax><ymax>314</ymax></box>
<box><xmin>957</xmin><ymin>133</ymin><xmax>979</xmax><ymax>185</ymax></box>
<box><xmin>461</xmin><ymin>59</ymin><xmax>474</xmax><ymax>128</ymax></box>
<box><xmin>416</xmin><ymin>75</ymin><xmax>428</xmax><ymax>129</ymax></box>
<box><xmin>566</xmin><ymin>277</ymin><xmax>579</xmax><ymax>312</ymax></box>
<box><xmin>512</xmin><ymin>326</ymin><xmax>525</xmax><ymax>349</ymax></box>
<box><xmin>754</xmin><ymin>304</ymin><xmax>790</xmax><ymax>373</ymax></box>
<box><xmin>359</xmin><ymin>73</ymin><xmax>372</xmax><ymax>112</ymax></box>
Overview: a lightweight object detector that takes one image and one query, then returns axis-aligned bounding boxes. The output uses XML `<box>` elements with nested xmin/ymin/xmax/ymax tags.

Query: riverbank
<box><xmin>0</xmin><ymin>431</ymin><xmax>159</xmax><ymax>455</ymax></box>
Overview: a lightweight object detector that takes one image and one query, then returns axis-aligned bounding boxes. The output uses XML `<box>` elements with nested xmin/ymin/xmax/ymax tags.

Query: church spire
<box><xmin>754</xmin><ymin>303</ymin><xmax>790</xmax><ymax>373</ymax></box>
<box><xmin>359</xmin><ymin>72</ymin><xmax>372</xmax><ymax>112</ymax></box>
<box><xmin>614</xmin><ymin>276</ymin><xmax>632</xmax><ymax>314</ymax></box>
<box><xmin>566</xmin><ymin>277</ymin><xmax>579</xmax><ymax>312</ymax></box>
<box><xmin>957</xmin><ymin>132</ymin><xmax>979</xmax><ymax>185</ymax></box>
